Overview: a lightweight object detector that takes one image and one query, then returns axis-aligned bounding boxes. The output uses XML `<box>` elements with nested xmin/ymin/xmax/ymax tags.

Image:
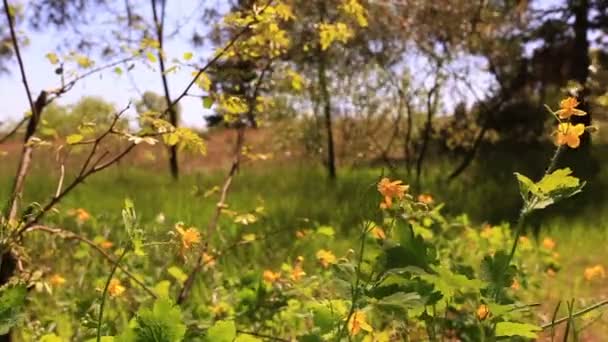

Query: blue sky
<box><xmin>1</xmin><ymin>0</ymin><xmax>564</xmax><ymax>129</ymax></box>
<box><xmin>1</xmin><ymin>1</ymin><xmax>215</xmax><ymax>128</ymax></box>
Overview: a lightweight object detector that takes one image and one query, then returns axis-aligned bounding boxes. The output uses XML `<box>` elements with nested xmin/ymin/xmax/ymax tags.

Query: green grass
<box><xmin>3</xmin><ymin>144</ymin><xmax>608</xmax><ymax>338</ymax></box>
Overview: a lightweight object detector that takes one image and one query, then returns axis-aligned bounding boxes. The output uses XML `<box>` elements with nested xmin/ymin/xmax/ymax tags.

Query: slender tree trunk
<box><xmin>404</xmin><ymin>98</ymin><xmax>413</xmax><ymax>175</ymax></box>
<box><xmin>151</xmin><ymin>0</ymin><xmax>179</xmax><ymax>180</ymax></box>
<box><xmin>570</xmin><ymin>0</ymin><xmax>591</xmax><ymax>146</ymax></box>
<box><xmin>317</xmin><ymin>46</ymin><xmax>336</xmax><ymax>180</ymax></box>
<box><xmin>415</xmin><ymin>86</ymin><xmax>438</xmax><ymax>190</ymax></box>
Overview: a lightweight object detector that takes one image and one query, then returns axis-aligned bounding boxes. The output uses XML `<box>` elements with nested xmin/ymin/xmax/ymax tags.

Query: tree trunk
<box><xmin>317</xmin><ymin>47</ymin><xmax>336</xmax><ymax>180</ymax></box>
<box><xmin>151</xmin><ymin>0</ymin><xmax>179</xmax><ymax>180</ymax></box>
<box><xmin>570</xmin><ymin>0</ymin><xmax>591</xmax><ymax>146</ymax></box>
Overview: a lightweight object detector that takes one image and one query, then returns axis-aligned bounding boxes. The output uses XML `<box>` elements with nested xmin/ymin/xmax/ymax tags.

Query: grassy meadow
<box><xmin>1</xmin><ymin>136</ymin><xmax>608</xmax><ymax>340</ymax></box>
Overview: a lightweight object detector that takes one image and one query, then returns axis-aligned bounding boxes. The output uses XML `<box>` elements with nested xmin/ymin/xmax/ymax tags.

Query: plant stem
<box><xmin>336</xmin><ymin>222</ymin><xmax>370</xmax><ymax>341</ymax></box>
<box><xmin>96</xmin><ymin>248</ymin><xmax>128</xmax><ymax>342</ymax></box>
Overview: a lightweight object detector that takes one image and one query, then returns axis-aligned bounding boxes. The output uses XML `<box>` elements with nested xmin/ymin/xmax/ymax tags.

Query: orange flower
<box><xmin>418</xmin><ymin>193</ymin><xmax>434</xmax><ymax>205</ymax></box>
<box><xmin>75</xmin><ymin>208</ymin><xmax>91</xmax><ymax>222</ymax></box>
<box><xmin>555</xmin><ymin>97</ymin><xmax>587</xmax><ymax>119</ymax></box>
<box><xmin>542</xmin><ymin>238</ymin><xmax>556</xmax><ymax>250</ymax></box>
<box><xmin>108</xmin><ymin>278</ymin><xmax>126</xmax><ymax>297</ymax></box>
<box><xmin>546</xmin><ymin>268</ymin><xmax>556</xmax><ymax>277</ymax></box>
<box><xmin>556</xmin><ymin>123</ymin><xmax>585</xmax><ymax>149</ymax></box>
<box><xmin>476</xmin><ymin>304</ymin><xmax>489</xmax><ymax>320</ymax></box>
<box><xmin>290</xmin><ymin>266</ymin><xmax>306</xmax><ymax>281</ymax></box>
<box><xmin>295</xmin><ymin>230</ymin><xmax>307</xmax><ymax>239</ymax></box>
<box><xmin>584</xmin><ymin>265</ymin><xmax>606</xmax><ymax>281</ymax></box>
<box><xmin>377</xmin><ymin>178</ymin><xmax>408</xmax><ymax>209</ymax></box>
<box><xmin>49</xmin><ymin>274</ymin><xmax>66</xmax><ymax>286</ymax></box>
<box><xmin>263</xmin><ymin>270</ymin><xmax>281</xmax><ymax>284</ymax></box>
<box><xmin>511</xmin><ymin>278</ymin><xmax>520</xmax><ymax>290</ymax></box>
<box><xmin>370</xmin><ymin>225</ymin><xmax>386</xmax><ymax>240</ymax></box>
<box><xmin>175</xmin><ymin>225</ymin><xmax>201</xmax><ymax>250</ymax></box>
<box><xmin>348</xmin><ymin>310</ymin><xmax>373</xmax><ymax>336</ymax></box>
<box><xmin>202</xmin><ymin>252</ymin><xmax>216</xmax><ymax>269</ymax></box>
<box><xmin>316</xmin><ymin>249</ymin><xmax>337</xmax><ymax>268</ymax></box>
<box><xmin>99</xmin><ymin>240</ymin><xmax>114</xmax><ymax>249</ymax></box>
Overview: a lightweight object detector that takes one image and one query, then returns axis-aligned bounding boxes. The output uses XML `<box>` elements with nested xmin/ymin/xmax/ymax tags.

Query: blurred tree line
<box><xmin>1</xmin><ymin>0</ymin><xmax>608</xmax><ymax>182</ymax></box>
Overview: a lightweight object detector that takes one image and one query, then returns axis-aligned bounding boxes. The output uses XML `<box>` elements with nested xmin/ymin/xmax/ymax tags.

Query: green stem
<box><xmin>336</xmin><ymin>222</ymin><xmax>370</xmax><ymax>341</ymax></box>
<box><xmin>96</xmin><ymin>248</ymin><xmax>128</xmax><ymax>342</ymax></box>
<box><xmin>545</xmin><ymin>145</ymin><xmax>564</xmax><ymax>175</ymax></box>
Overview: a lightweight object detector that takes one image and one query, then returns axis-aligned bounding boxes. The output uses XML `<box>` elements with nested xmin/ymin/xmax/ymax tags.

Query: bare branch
<box><xmin>26</xmin><ymin>225</ymin><xmax>158</xmax><ymax>299</ymax></box>
<box><xmin>177</xmin><ymin>59</ymin><xmax>273</xmax><ymax>305</ymax></box>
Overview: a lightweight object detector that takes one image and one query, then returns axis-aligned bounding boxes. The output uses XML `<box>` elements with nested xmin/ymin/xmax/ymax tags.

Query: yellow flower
<box><xmin>49</xmin><ymin>274</ymin><xmax>66</xmax><ymax>286</ymax></box>
<box><xmin>584</xmin><ymin>265</ymin><xmax>606</xmax><ymax>281</ymax></box>
<box><xmin>348</xmin><ymin>310</ymin><xmax>373</xmax><ymax>336</ymax></box>
<box><xmin>555</xmin><ymin>97</ymin><xmax>587</xmax><ymax>119</ymax></box>
<box><xmin>476</xmin><ymin>304</ymin><xmax>490</xmax><ymax>320</ymax></box>
<box><xmin>263</xmin><ymin>270</ymin><xmax>281</xmax><ymax>284</ymax></box>
<box><xmin>316</xmin><ymin>249</ymin><xmax>337</xmax><ymax>268</ymax></box>
<box><xmin>377</xmin><ymin>178</ymin><xmax>408</xmax><ymax>209</ymax></box>
<box><xmin>418</xmin><ymin>193</ymin><xmax>434</xmax><ymax>204</ymax></box>
<box><xmin>556</xmin><ymin>123</ymin><xmax>585</xmax><ymax>149</ymax></box>
<box><xmin>370</xmin><ymin>226</ymin><xmax>386</xmax><ymax>240</ymax></box>
<box><xmin>542</xmin><ymin>237</ymin><xmax>556</xmax><ymax>250</ymax></box>
<box><xmin>175</xmin><ymin>225</ymin><xmax>201</xmax><ymax>250</ymax></box>
<box><xmin>108</xmin><ymin>279</ymin><xmax>126</xmax><ymax>297</ymax></box>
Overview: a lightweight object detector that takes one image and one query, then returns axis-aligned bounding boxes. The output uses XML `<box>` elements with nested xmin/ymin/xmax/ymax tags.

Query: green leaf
<box><xmin>495</xmin><ymin>321</ymin><xmax>541</xmax><ymax>339</ymax></box>
<box><xmin>146</xmin><ymin>51</ymin><xmax>158</xmax><ymax>63</ymax></box>
<box><xmin>316</xmin><ymin>225</ymin><xmax>335</xmax><ymax>237</ymax></box>
<box><xmin>163</xmin><ymin>65</ymin><xmax>179</xmax><ymax>75</ymax></box>
<box><xmin>183</xmin><ymin>52</ymin><xmax>193</xmax><ymax>61</ymax></box>
<box><xmin>480</xmin><ymin>251</ymin><xmax>516</xmax><ymax>294</ymax></box>
<box><xmin>205</xmin><ymin>320</ymin><xmax>236</xmax><ymax>342</ymax></box>
<box><xmin>420</xmin><ymin>265</ymin><xmax>484</xmax><ymax>300</ymax></box>
<box><xmin>122</xmin><ymin>199</ymin><xmax>145</xmax><ymax>256</ymax></box>
<box><xmin>0</xmin><ymin>285</ymin><xmax>27</xmax><ymax>334</ymax></box>
<box><xmin>375</xmin><ymin>292</ymin><xmax>423</xmax><ymax>313</ymax></box>
<box><xmin>113</xmin><ymin>67</ymin><xmax>123</xmax><ymax>75</ymax></box>
<box><xmin>515</xmin><ymin>168</ymin><xmax>585</xmax><ymax>211</ymax></box>
<box><xmin>164</xmin><ymin>133</ymin><xmax>179</xmax><ymax>146</ymax></box>
<box><xmin>46</xmin><ymin>52</ymin><xmax>60</xmax><ymax>65</ymax></box>
<box><xmin>154</xmin><ymin>280</ymin><xmax>171</xmax><ymax>299</ymax></box>
<box><xmin>202</xmin><ymin>96</ymin><xmax>214</xmax><ymax>109</ymax></box>
<box><xmin>167</xmin><ymin>266</ymin><xmax>187</xmax><ymax>285</ymax></box>
<box><xmin>235</xmin><ymin>335</ymin><xmax>262</xmax><ymax>342</ymax></box>
<box><xmin>195</xmin><ymin>72</ymin><xmax>212</xmax><ymax>92</ymax></box>
<box><xmin>66</xmin><ymin>134</ymin><xmax>84</xmax><ymax>145</ymax></box>
<box><xmin>119</xmin><ymin>299</ymin><xmax>186</xmax><ymax>342</ymax></box>
<box><xmin>76</xmin><ymin>55</ymin><xmax>94</xmax><ymax>68</ymax></box>
<box><xmin>514</xmin><ymin>172</ymin><xmax>539</xmax><ymax>201</ymax></box>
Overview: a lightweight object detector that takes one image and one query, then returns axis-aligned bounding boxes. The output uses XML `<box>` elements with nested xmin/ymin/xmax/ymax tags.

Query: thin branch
<box><xmin>26</xmin><ymin>225</ymin><xmax>157</xmax><ymax>299</ymax></box>
<box><xmin>3</xmin><ymin>0</ymin><xmax>50</xmax><ymax>222</ymax></box>
<box><xmin>3</xmin><ymin>0</ymin><xmax>36</xmax><ymax>122</ymax></box>
<box><xmin>177</xmin><ymin>60</ymin><xmax>273</xmax><ymax>305</ymax></box>
<box><xmin>236</xmin><ymin>330</ymin><xmax>289</xmax><ymax>342</ymax></box>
